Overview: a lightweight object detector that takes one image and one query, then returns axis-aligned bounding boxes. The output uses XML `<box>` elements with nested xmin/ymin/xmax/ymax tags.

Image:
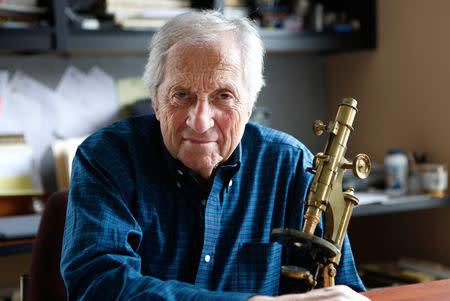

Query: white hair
<box><xmin>142</xmin><ymin>10</ymin><xmax>265</xmax><ymax>108</ymax></box>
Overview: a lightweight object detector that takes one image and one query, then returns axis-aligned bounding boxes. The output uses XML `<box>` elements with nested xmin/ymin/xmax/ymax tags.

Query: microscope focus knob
<box><xmin>352</xmin><ymin>153</ymin><xmax>371</xmax><ymax>179</ymax></box>
<box><xmin>312</xmin><ymin>120</ymin><xmax>327</xmax><ymax>136</ymax></box>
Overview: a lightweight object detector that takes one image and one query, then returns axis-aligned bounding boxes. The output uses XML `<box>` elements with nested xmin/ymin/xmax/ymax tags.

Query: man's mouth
<box><xmin>184</xmin><ymin>138</ymin><xmax>215</xmax><ymax>144</ymax></box>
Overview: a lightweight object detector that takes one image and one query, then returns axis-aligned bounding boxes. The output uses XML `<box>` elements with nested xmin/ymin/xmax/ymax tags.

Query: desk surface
<box><xmin>362</xmin><ymin>279</ymin><xmax>450</xmax><ymax>301</ymax></box>
<box><xmin>352</xmin><ymin>196</ymin><xmax>450</xmax><ymax>217</ymax></box>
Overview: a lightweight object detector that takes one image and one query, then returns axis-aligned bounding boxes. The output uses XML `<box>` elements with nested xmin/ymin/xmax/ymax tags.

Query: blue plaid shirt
<box><xmin>61</xmin><ymin>114</ymin><xmax>365</xmax><ymax>300</ymax></box>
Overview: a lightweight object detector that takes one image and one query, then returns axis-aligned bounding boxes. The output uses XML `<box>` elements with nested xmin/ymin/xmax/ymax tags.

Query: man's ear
<box><xmin>151</xmin><ymin>100</ymin><xmax>160</xmax><ymax>120</ymax></box>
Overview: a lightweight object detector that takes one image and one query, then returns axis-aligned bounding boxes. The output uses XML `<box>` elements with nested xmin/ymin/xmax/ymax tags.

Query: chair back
<box><xmin>28</xmin><ymin>190</ymin><xmax>68</xmax><ymax>301</ymax></box>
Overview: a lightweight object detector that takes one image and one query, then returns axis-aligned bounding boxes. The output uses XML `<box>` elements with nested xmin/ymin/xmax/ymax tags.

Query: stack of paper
<box><xmin>0</xmin><ymin>134</ymin><xmax>43</xmax><ymax>196</ymax></box>
<box><xmin>52</xmin><ymin>136</ymin><xmax>86</xmax><ymax>190</ymax></box>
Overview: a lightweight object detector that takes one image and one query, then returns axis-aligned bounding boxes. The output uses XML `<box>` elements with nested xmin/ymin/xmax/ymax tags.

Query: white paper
<box><xmin>5</xmin><ymin>71</ymin><xmax>58</xmax><ymax>168</ymax></box>
<box><xmin>6</xmin><ymin>91</ymin><xmax>53</xmax><ymax>170</ymax></box>
<box><xmin>55</xmin><ymin>66</ymin><xmax>119</xmax><ymax>138</ymax></box>
<box><xmin>0</xmin><ymin>70</ymin><xmax>23</xmax><ymax>135</ymax></box>
<box><xmin>0</xmin><ymin>145</ymin><xmax>33</xmax><ymax>177</ymax></box>
<box><xmin>9</xmin><ymin>70</ymin><xmax>60</xmax><ymax>130</ymax></box>
<box><xmin>0</xmin><ymin>143</ymin><xmax>43</xmax><ymax>193</ymax></box>
<box><xmin>87</xmin><ymin>66</ymin><xmax>120</xmax><ymax>128</ymax></box>
<box><xmin>55</xmin><ymin>66</ymin><xmax>95</xmax><ymax>137</ymax></box>
<box><xmin>0</xmin><ymin>71</ymin><xmax>9</xmax><ymax>120</ymax></box>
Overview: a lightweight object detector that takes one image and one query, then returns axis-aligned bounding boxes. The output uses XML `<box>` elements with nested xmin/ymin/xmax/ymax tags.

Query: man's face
<box><xmin>153</xmin><ymin>35</ymin><xmax>252</xmax><ymax>180</ymax></box>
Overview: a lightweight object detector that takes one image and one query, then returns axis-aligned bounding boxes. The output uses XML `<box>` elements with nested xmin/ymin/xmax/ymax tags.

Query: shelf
<box><xmin>260</xmin><ymin>29</ymin><xmax>371</xmax><ymax>53</ymax></box>
<box><xmin>59</xmin><ymin>28</ymin><xmax>373</xmax><ymax>54</ymax></box>
<box><xmin>352</xmin><ymin>196</ymin><xmax>450</xmax><ymax>217</ymax></box>
<box><xmin>0</xmin><ymin>27</ymin><xmax>53</xmax><ymax>52</ymax></box>
<box><xmin>64</xmin><ymin>28</ymin><xmax>155</xmax><ymax>52</ymax></box>
<box><xmin>0</xmin><ymin>0</ymin><xmax>376</xmax><ymax>54</ymax></box>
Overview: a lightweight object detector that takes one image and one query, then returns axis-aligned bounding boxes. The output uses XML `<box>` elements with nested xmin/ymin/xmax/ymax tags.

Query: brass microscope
<box><xmin>271</xmin><ymin>98</ymin><xmax>371</xmax><ymax>290</ymax></box>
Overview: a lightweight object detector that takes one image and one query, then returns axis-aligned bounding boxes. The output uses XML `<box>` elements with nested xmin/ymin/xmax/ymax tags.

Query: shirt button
<box><xmin>228</xmin><ymin>180</ymin><xmax>233</xmax><ymax>187</ymax></box>
<box><xmin>204</xmin><ymin>255</ymin><xmax>211</xmax><ymax>263</ymax></box>
<box><xmin>201</xmin><ymin>199</ymin><xmax>207</xmax><ymax>206</ymax></box>
<box><xmin>176</xmin><ymin>182</ymin><xmax>181</xmax><ymax>188</ymax></box>
<box><xmin>177</xmin><ymin>169</ymin><xmax>183</xmax><ymax>176</ymax></box>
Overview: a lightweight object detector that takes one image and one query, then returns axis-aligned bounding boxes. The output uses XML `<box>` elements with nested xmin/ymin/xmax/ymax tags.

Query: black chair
<box><xmin>23</xmin><ymin>190</ymin><xmax>68</xmax><ymax>301</ymax></box>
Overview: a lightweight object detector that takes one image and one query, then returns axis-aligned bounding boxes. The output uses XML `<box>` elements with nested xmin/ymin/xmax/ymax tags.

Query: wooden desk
<box><xmin>362</xmin><ymin>279</ymin><xmax>450</xmax><ymax>300</ymax></box>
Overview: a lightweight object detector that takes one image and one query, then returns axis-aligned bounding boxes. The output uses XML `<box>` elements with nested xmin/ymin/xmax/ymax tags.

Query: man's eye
<box><xmin>219</xmin><ymin>93</ymin><xmax>232</xmax><ymax>100</ymax></box>
<box><xmin>176</xmin><ymin>92</ymin><xmax>188</xmax><ymax>99</ymax></box>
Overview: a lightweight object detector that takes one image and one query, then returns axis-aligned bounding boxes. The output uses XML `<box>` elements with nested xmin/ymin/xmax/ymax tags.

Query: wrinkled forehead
<box><xmin>165</xmin><ymin>33</ymin><xmax>243</xmax><ymax>73</ymax></box>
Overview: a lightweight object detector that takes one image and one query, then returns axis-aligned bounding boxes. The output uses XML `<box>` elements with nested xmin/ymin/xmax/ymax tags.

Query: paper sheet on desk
<box><xmin>0</xmin><ymin>71</ymin><xmax>18</xmax><ymax>134</ymax></box>
<box><xmin>55</xmin><ymin>66</ymin><xmax>119</xmax><ymax>138</ymax></box>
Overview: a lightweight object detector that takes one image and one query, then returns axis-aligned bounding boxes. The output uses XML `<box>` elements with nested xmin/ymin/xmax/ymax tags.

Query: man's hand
<box><xmin>248</xmin><ymin>285</ymin><xmax>371</xmax><ymax>301</ymax></box>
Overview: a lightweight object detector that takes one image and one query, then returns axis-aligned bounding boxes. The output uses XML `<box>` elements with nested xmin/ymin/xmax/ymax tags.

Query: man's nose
<box><xmin>186</xmin><ymin>99</ymin><xmax>214</xmax><ymax>134</ymax></box>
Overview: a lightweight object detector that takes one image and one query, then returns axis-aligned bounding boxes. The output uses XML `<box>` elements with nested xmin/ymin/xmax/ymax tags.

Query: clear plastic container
<box><xmin>385</xmin><ymin>149</ymin><xmax>409</xmax><ymax>196</ymax></box>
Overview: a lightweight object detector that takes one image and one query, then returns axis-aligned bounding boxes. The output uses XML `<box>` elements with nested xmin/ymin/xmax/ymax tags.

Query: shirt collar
<box><xmin>159</xmin><ymin>129</ymin><xmax>242</xmax><ymax>185</ymax></box>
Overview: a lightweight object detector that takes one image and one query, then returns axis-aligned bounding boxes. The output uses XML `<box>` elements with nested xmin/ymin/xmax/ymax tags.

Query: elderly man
<box><xmin>61</xmin><ymin>10</ymin><xmax>369</xmax><ymax>301</ymax></box>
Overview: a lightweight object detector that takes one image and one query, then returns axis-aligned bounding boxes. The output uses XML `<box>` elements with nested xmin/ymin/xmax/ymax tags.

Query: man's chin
<box><xmin>179</xmin><ymin>154</ymin><xmax>222</xmax><ymax>178</ymax></box>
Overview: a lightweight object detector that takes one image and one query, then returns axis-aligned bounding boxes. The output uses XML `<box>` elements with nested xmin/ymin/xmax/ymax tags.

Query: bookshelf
<box><xmin>0</xmin><ymin>27</ymin><xmax>52</xmax><ymax>52</ymax></box>
<box><xmin>0</xmin><ymin>0</ymin><xmax>377</xmax><ymax>54</ymax></box>
<box><xmin>0</xmin><ymin>1</ymin><xmax>53</xmax><ymax>52</ymax></box>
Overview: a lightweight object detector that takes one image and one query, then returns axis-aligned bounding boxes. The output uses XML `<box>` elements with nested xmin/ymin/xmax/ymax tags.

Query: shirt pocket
<box><xmin>238</xmin><ymin>242</ymin><xmax>282</xmax><ymax>296</ymax></box>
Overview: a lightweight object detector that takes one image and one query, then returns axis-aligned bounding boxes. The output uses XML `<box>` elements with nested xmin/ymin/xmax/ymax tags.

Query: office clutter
<box><xmin>0</xmin><ymin>134</ymin><xmax>46</xmax><ymax>217</ymax></box>
<box><xmin>383</xmin><ymin>149</ymin><xmax>448</xmax><ymax>198</ymax></box>
<box><xmin>0</xmin><ymin>0</ymin><xmax>48</xmax><ymax>29</ymax></box>
<box><xmin>249</xmin><ymin>0</ymin><xmax>361</xmax><ymax>32</ymax></box>
<box><xmin>105</xmin><ymin>0</ymin><xmax>193</xmax><ymax>30</ymax></box>
<box><xmin>0</xmin><ymin>66</ymin><xmax>120</xmax><ymax>194</ymax></box>
<box><xmin>347</xmin><ymin>147</ymin><xmax>448</xmax><ymax>204</ymax></box>
<box><xmin>65</xmin><ymin>0</ymin><xmax>115</xmax><ymax>30</ymax></box>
